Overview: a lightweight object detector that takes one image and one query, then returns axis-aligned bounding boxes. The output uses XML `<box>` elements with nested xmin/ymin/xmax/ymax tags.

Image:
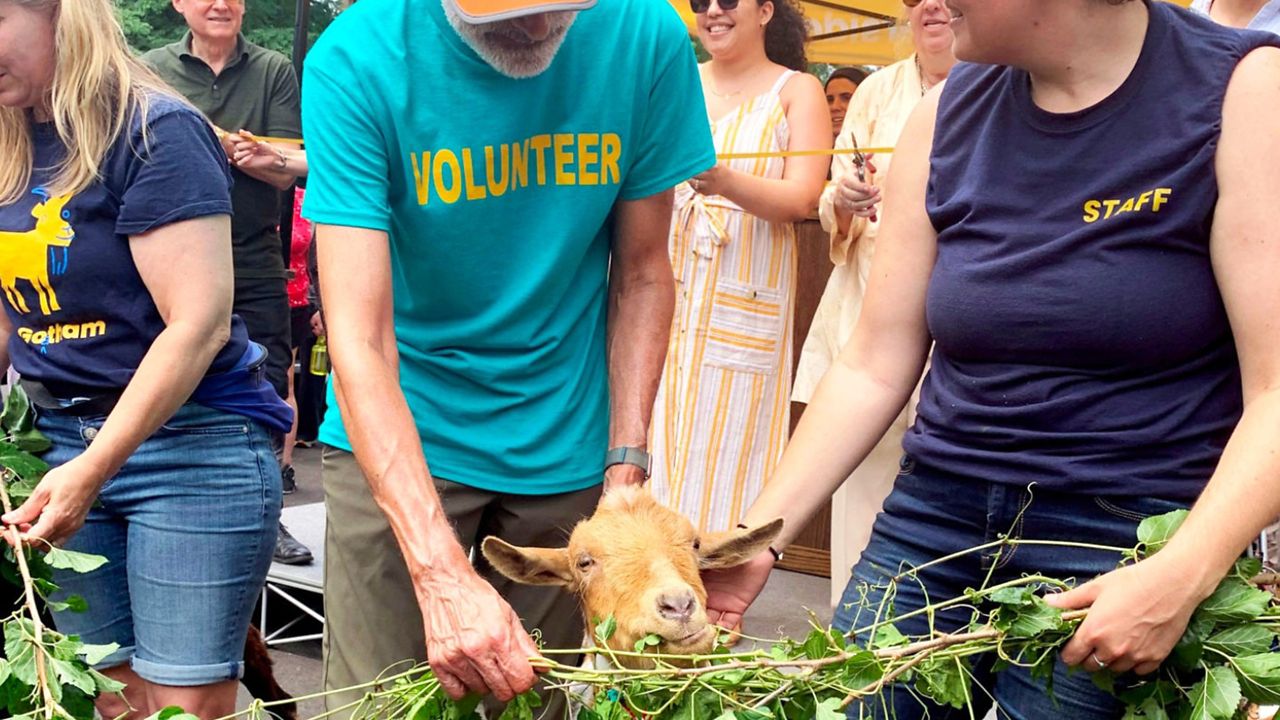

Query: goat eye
<box><xmin>576</xmin><ymin>555</ymin><xmax>595</xmax><ymax>571</ymax></box>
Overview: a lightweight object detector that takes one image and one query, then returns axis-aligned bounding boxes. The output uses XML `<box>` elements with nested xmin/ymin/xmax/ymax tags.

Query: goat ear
<box><xmin>698</xmin><ymin>518</ymin><xmax>784</xmax><ymax>569</ymax></box>
<box><xmin>481</xmin><ymin>537</ymin><xmax>574</xmax><ymax>587</ymax></box>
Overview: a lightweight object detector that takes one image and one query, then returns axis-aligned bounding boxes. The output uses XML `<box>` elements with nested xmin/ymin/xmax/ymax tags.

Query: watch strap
<box><xmin>604</xmin><ymin>446</ymin><xmax>651</xmax><ymax>479</ymax></box>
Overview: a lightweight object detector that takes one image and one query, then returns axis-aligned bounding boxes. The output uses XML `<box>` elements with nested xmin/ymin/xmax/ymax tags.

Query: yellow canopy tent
<box><xmin>667</xmin><ymin>0</ymin><xmax>1195</xmax><ymax>66</ymax></box>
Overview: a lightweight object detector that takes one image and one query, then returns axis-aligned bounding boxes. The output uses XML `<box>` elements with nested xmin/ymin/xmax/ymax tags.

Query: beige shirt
<box><xmin>796</xmin><ymin>56</ymin><xmax>926</xmax><ymax>402</ymax></box>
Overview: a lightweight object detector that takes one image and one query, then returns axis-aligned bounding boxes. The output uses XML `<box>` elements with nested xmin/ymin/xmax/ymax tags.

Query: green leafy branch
<box><xmin>0</xmin><ymin>386</ymin><xmax>123</xmax><ymax>720</ymax></box>
<box><xmin>164</xmin><ymin>508</ymin><xmax>1280</xmax><ymax>720</ymax></box>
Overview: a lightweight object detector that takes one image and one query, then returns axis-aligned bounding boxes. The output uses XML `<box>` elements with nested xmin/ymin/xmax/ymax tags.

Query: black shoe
<box><xmin>280</xmin><ymin>465</ymin><xmax>297</xmax><ymax>495</ymax></box>
<box><xmin>274</xmin><ymin>523</ymin><xmax>313</xmax><ymax>565</ymax></box>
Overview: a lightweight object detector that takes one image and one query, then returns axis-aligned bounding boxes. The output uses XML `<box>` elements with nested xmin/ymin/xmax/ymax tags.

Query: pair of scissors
<box><xmin>847</xmin><ymin>132</ymin><xmax>877</xmax><ymax>223</ymax></box>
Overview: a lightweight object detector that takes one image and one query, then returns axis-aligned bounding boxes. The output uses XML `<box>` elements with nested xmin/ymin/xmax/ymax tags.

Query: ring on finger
<box><xmin>1091</xmin><ymin>653</ymin><xmax>1108</xmax><ymax>670</ymax></box>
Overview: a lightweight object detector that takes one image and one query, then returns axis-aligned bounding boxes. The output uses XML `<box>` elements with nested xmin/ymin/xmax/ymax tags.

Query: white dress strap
<box><xmin>768</xmin><ymin>69</ymin><xmax>798</xmax><ymax>97</ymax></box>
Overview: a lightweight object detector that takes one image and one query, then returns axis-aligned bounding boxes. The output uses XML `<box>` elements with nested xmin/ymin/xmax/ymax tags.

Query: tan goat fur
<box><xmin>482</xmin><ymin>487</ymin><xmax>782</xmax><ymax>669</ymax></box>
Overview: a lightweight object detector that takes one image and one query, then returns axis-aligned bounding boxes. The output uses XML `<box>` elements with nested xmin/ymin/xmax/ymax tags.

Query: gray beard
<box><xmin>442</xmin><ymin>1</ymin><xmax>577</xmax><ymax>79</ymax></box>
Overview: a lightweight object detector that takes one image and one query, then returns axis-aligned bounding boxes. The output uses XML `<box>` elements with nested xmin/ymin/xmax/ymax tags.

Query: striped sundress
<box><xmin>649</xmin><ymin>69</ymin><xmax>798</xmax><ymax>532</ymax></box>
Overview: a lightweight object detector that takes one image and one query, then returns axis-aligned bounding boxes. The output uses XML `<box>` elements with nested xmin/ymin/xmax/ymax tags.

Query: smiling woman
<box><xmin>0</xmin><ymin>2</ymin><xmax>291</xmax><ymax>719</ymax></box>
<box><xmin>647</xmin><ymin>0</ymin><xmax>831</xmax><ymax>561</ymax></box>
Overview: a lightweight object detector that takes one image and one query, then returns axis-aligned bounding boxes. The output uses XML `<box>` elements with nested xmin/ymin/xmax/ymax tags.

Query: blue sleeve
<box><xmin>114</xmin><ymin>105</ymin><xmax>233</xmax><ymax>236</ymax></box>
<box><xmin>620</xmin><ymin>7</ymin><xmax>717</xmax><ymax>201</ymax></box>
<box><xmin>300</xmin><ymin>48</ymin><xmax>392</xmax><ymax>232</ymax></box>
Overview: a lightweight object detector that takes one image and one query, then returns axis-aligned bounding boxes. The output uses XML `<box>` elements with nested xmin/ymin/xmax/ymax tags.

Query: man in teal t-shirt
<box><xmin>301</xmin><ymin>0</ymin><xmax>715</xmax><ymax>710</ymax></box>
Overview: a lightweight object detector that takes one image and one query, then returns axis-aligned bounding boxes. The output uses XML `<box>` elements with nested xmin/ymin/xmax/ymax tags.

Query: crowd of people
<box><xmin>1</xmin><ymin>0</ymin><xmax>1279</xmax><ymax>718</ymax></box>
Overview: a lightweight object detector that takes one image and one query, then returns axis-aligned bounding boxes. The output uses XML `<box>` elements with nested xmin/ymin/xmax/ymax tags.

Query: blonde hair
<box><xmin>0</xmin><ymin>0</ymin><xmax>182</xmax><ymax>204</ymax></box>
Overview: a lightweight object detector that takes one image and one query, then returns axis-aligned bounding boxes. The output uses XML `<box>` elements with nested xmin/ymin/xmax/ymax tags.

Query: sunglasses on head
<box><xmin>690</xmin><ymin>0</ymin><xmax>740</xmax><ymax>14</ymax></box>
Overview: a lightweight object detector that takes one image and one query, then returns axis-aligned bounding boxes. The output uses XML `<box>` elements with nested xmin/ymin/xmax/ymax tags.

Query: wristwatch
<box><xmin>604</xmin><ymin>446</ymin><xmax>651</xmax><ymax>479</ymax></box>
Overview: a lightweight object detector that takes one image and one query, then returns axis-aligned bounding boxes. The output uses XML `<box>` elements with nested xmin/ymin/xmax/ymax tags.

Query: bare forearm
<box><xmin>723</xmin><ymin>171</ymin><xmax>821</xmax><ymax>224</ymax></box>
<box><xmin>1159</xmin><ymin>389</ymin><xmax>1280</xmax><ymax>591</ymax></box>
<box><xmin>239</xmin><ymin>162</ymin><xmax>296</xmax><ymax>191</ymax></box>
<box><xmin>329</xmin><ymin>342</ymin><xmax>470</xmax><ymax>585</ymax></box>
<box><xmin>79</xmin><ymin>322</ymin><xmax>230</xmax><ymax>481</ymax></box>
<box><xmin>607</xmin><ymin>267</ymin><xmax>675</xmax><ymax>449</ymax></box>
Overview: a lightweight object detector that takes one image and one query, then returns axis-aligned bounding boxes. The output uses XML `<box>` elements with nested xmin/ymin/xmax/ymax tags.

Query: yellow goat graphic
<box><xmin>0</xmin><ymin>192</ymin><xmax>75</xmax><ymax>316</ymax></box>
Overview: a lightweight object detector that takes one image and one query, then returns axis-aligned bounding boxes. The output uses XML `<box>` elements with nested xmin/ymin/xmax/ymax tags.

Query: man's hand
<box><xmin>1047</xmin><ymin>552</ymin><xmax>1214</xmax><ymax>675</ymax></box>
<box><xmin>310</xmin><ymin>311</ymin><xmax>325</xmax><ymax>338</ymax></box>
<box><xmin>422</xmin><ymin>563</ymin><xmax>542</xmax><ymax>701</ymax></box>
<box><xmin>703</xmin><ymin>550</ymin><xmax>775</xmax><ymax>632</ymax></box>
<box><xmin>603</xmin><ymin>463</ymin><xmax>646</xmax><ymax>493</ymax></box>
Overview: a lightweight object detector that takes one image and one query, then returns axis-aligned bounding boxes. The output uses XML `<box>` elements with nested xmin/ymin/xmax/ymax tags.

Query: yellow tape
<box><xmin>719</xmin><ymin>146</ymin><xmax>894</xmax><ymax>160</ymax></box>
<box><xmin>217</xmin><ymin>135</ymin><xmax>896</xmax><ymax>160</ymax></box>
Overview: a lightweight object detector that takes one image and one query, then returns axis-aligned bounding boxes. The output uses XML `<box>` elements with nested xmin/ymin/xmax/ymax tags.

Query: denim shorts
<box><xmin>37</xmin><ymin>402</ymin><xmax>282</xmax><ymax>687</ymax></box>
<box><xmin>835</xmin><ymin>456</ymin><xmax>1190</xmax><ymax>720</ymax></box>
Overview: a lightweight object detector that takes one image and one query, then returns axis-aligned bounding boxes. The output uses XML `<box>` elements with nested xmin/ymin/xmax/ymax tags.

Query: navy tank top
<box><xmin>902</xmin><ymin>2</ymin><xmax>1279</xmax><ymax>501</ymax></box>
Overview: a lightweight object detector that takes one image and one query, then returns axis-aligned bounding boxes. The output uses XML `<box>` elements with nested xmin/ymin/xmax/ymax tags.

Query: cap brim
<box><xmin>447</xmin><ymin>0</ymin><xmax>597</xmax><ymax>23</ymax></box>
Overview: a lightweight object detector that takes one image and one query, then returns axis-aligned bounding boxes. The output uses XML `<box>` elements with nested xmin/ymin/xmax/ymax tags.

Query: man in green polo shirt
<box><xmin>142</xmin><ymin>0</ymin><xmax>313</xmax><ymax>565</ymax></box>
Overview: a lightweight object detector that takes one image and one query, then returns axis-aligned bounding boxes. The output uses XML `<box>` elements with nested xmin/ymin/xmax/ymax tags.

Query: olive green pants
<box><xmin>321</xmin><ymin>447</ymin><xmax>600</xmax><ymax>717</ymax></box>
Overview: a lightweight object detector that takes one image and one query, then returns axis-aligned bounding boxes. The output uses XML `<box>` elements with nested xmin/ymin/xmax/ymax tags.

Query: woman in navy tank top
<box><xmin>710</xmin><ymin>1</ymin><xmax>1280</xmax><ymax>717</ymax></box>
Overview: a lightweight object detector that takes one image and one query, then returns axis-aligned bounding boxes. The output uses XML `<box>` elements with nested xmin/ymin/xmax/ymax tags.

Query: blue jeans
<box><xmin>835</xmin><ymin>456</ymin><xmax>1189</xmax><ymax>720</ymax></box>
<box><xmin>37</xmin><ymin>403</ymin><xmax>282</xmax><ymax>686</ymax></box>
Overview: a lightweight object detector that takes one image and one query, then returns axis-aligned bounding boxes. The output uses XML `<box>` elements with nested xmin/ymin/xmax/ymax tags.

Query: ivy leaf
<box><xmin>1205</xmin><ymin>624</ymin><xmax>1275</xmax><ymax>656</ymax></box>
<box><xmin>78</xmin><ymin>642</ymin><xmax>119</xmax><ymax>666</ymax></box>
<box><xmin>995</xmin><ymin>595</ymin><xmax>1064</xmax><ymax>638</ymax></box>
<box><xmin>0</xmin><ymin>386</ymin><xmax>51</xmax><ymax>453</ymax></box>
<box><xmin>445</xmin><ymin>693</ymin><xmax>483</xmax><ymax>720</ymax></box>
<box><xmin>1233</xmin><ymin>652</ymin><xmax>1280</xmax><ymax>704</ymax></box>
<box><xmin>987</xmin><ymin>586</ymin><xmax>1035</xmax><ymax>606</ymax></box>
<box><xmin>1169</xmin><ymin>615</ymin><xmax>1214</xmax><ymax>671</ymax></box>
<box><xmin>631</xmin><ymin>633</ymin><xmax>662</xmax><ymax>653</ymax></box>
<box><xmin>4</xmin><ymin>618</ymin><xmax>39</xmax><ymax>686</ymax></box>
<box><xmin>147</xmin><ymin>708</ymin><xmax>202</xmax><ymax>720</ymax></box>
<box><xmin>1196</xmin><ymin>578</ymin><xmax>1272</xmax><ymax>624</ymax></box>
<box><xmin>803</xmin><ymin>628</ymin><xmax>830</xmax><ymax>659</ymax></box>
<box><xmin>841</xmin><ymin>648</ymin><xmax>884</xmax><ymax>690</ymax></box>
<box><xmin>1187</xmin><ymin>665</ymin><xmax>1241</xmax><ymax>720</ymax></box>
<box><xmin>49</xmin><ymin>657</ymin><xmax>96</xmax><ymax>696</ymax></box>
<box><xmin>1123</xmin><ymin>696</ymin><xmax>1171</xmax><ymax>720</ymax></box>
<box><xmin>813</xmin><ymin>697</ymin><xmax>844</xmax><ymax>720</ymax></box>
<box><xmin>1136</xmin><ymin>510</ymin><xmax>1189</xmax><ymax>555</ymax></box>
<box><xmin>769</xmin><ymin>643</ymin><xmax>791</xmax><ymax>662</ymax></box>
<box><xmin>828</xmin><ymin>627</ymin><xmax>847</xmax><ymax>650</ymax></box>
<box><xmin>1232</xmin><ymin>556</ymin><xmax>1263</xmax><ymax>581</ymax></box>
<box><xmin>90</xmin><ymin>668</ymin><xmax>126</xmax><ymax>694</ymax></box>
<box><xmin>871</xmin><ymin>623</ymin><xmax>907</xmax><ymax>648</ymax></box>
<box><xmin>0</xmin><ymin>441</ymin><xmax>49</xmax><ymax>483</ymax></box>
<box><xmin>496</xmin><ymin>692</ymin><xmax>532</xmax><ymax>720</ymax></box>
<box><xmin>0</xmin><ymin>657</ymin><xmax>9</xmax><ymax>685</ymax></box>
<box><xmin>43</xmin><ymin>547</ymin><xmax>109</xmax><ymax>574</ymax></box>
<box><xmin>594</xmin><ymin>616</ymin><xmax>617</xmax><ymax>645</ymax></box>
<box><xmin>916</xmin><ymin>656</ymin><xmax>971</xmax><ymax>709</ymax></box>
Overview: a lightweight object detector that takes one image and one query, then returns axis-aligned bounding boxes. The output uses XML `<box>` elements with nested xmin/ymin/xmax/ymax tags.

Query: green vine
<box><xmin>3</xmin><ymin>383</ymin><xmax>1277</xmax><ymax>720</ymax></box>
<box><xmin>0</xmin><ymin>385</ymin><xmax>125</xmax><ymax>720</ymax></box>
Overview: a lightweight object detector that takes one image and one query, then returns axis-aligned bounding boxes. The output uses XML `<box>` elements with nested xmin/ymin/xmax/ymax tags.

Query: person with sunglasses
<box><xmin>705</xmin><ymin>0</ymin><xmax>1280</xmax><ymax>717</ymax></box>
<box><xmin>794</xmin><ymin>0</ymin><xmax>956</xmax><ymax>609</ymax></box>
<box><xmin>646</xmin><ymin>0</ymin><xmax>828</xmax><ymax>555</ymax></box>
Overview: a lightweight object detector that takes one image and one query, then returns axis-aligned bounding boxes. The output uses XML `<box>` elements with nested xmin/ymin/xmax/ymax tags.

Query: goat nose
<box><xmin>657</xmin><ymin>590</ymin><xmax>696</xmax><ymax>622</ymax></box>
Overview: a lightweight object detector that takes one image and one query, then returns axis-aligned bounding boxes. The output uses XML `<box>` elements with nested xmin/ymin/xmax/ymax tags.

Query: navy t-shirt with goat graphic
<box><xmin>0</xmin><ymin>95</ymin><xmax>290</xmax><ymax>431</ymax></box>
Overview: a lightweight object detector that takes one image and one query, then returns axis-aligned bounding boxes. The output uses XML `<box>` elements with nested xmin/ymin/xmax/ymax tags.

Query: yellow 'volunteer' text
<box><xmin>410</xmin><ymin>133</ymin><xmax>622</xmax><ymax>206</ymax></box>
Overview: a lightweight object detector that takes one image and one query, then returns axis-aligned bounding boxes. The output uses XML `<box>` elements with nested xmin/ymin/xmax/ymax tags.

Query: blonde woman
<box><xmin>793</xmin><ymin>0</ymin><xmax>956</xmax><ymax>606</ymax></box>
<box><xmin>648</xmin><ymin>0</ymin><xmax>830</xmax><ymax>535</ymax></box>
<box><xmin>0</xmin><ymin>1</ymin><xmax>291</xmax><ymax>717</ymax></box>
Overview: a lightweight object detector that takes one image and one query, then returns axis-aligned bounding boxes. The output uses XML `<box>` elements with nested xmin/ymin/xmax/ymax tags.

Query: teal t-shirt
<box><xmin>301</xmin><ymin>0</ymin><xmax>715</xmax><ymax>494</ymax></box>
